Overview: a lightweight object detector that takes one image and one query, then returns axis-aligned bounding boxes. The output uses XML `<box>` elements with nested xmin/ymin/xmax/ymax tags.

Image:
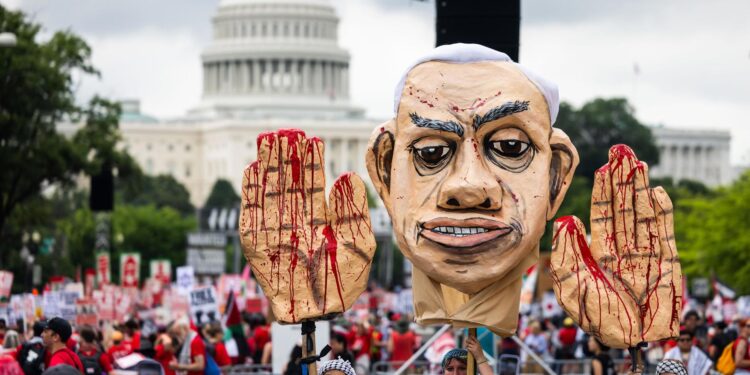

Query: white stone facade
<box><xmin>649</xmin><ymin>126</ymin><xmax>732</xmax><ymax>187</ymax></box>
<box><xmin>60</xmin><ymin>0</ymin><xmax>380</xmax><ymax>207</ymax></box>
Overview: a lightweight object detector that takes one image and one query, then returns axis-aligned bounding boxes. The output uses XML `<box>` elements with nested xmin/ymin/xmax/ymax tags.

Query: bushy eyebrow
<box><xmin>472</xmin><ymin>100</ymin><xmax>530</xmax><ymax>131</ymax></box>
<box><xmin>409</xmin><ymin>112</ymin><xmax>464</xmax><ymax>137</ymax></box>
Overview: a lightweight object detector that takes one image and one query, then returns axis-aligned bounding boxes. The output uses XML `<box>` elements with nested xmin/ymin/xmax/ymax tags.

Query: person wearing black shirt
<box><xmin>588</xmin><ymin>336</ymin><xmax>615</xmax><ymax>375</ymax></box>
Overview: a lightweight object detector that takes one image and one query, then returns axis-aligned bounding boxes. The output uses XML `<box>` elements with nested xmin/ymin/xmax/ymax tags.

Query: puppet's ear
<box><xmin>546</xmin><ymin>128</ymin><xmax>579</xmax><ymax>220</ymax></box>
<box><xmin>366</xmin><ymin>119</ymin><xmax>396</xmax><ymax>211</ymax></box>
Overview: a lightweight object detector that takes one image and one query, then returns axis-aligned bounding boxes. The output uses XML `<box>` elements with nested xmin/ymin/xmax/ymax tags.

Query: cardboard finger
<box><xmin>608</xmin><ymin>145</ymin><xmax>638</xmax><ymax>258</ymax></box>
<box><xmin>590</xmin><ymin>164</ymin><xmax>616</xmax><ymax>269</ymax></box>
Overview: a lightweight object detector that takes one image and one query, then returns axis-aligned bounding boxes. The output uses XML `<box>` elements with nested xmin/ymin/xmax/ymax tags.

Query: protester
<box><xmin>656</xmin><ymin>359</ymin><xmax>688</xmax><ymax>375</ymax></box>
<box><xmin>153</xmin><ymin>333</ymin><xmax>177</xmax><ymax>375</ymax></box>
<box><xmin>683</xmin><ymin>311</ymin><xmax>708</xmax><ymax>350</ymax></box>
<box><xmin>282</xmin><ymin>344</ymin><xmax>302</xmax><ymax>375</ymax></box>
<box><xmin>42</xmin><ymin>317</ymin><xmax>84</xmax><ymax>373</ymax></box>
<box><xmin>318</xmin><ymin>357</ymin><xmax>356</xmax><ymax>375</ymax></box>
<box><xmin>522</xmin><ymin>321</ymin><xmax>548</xmax><ymax>373</ymax></box>
<box><xmin>17</xmin><ymin>320</ymin><xmax>47</xmax><ymax>375</ymax></box>
<box><xmin>1</xmin><ymin>330</ymin><xmax>20</xmax><ymax>358</ymax></box>
<box><xmin>708</xmin><ymin>321</ymin><xmax>732</xmax><ymax>365</ymax></box>
<box><xmin>441</xmin><ymin>336</ymin><xmax>494</xmax><ymax>375</ymax></box>
<box><xmin>329</xmin><ymin>332</ymin><xmax>355</xmax><ymax>365</ymax></box>
<box><xmin>168</xmin><ymin>320</ymin><xmax>205</xmax><ymax>375</ymax></box>
<box><xmin>588</xmin><ymin>336</ymin><xmax>614</xmax><ymax>375</ymax></box>
<box><xmin>77</xmin><ymin>325</ymin><xmax>112</xmax><ymax>375</ymax></box>
<box><xmin>351</xmin><ymin>321</ymin><xmax>371</xmax><ymax>375</ymax></box>
<box><xmin>387</xmin><ymin>320</ymin><xmax>417</xmax><ymax>365</ymax></box>
<box><xmin>124</xmin><ymin>320</ymin><xmax>142</xmax><ymax>353</ymax></box>
<box><xmin>203</xmin><ymin>322</ymin><xmax>231</xmax><ymax>371</ymax></box>
<box><xmin>106</xmin><ymin>331</ymin><xmax>132</xmax><ymax>362</ymax></box>
<box><xmin>664</xmin><ymin>329</ymin><xmax>712</xmax><ymax>375</ymax></box>
<box><xmin>734</xmin><ymin>318</ymin><xmax>750</xmax><ymax>374</ymax></box>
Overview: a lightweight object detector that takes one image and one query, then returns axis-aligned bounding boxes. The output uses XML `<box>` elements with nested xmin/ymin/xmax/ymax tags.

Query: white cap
<box><xmin>393</xmin><ymin>43</ymin><xmax>559</xmax><ymax>125</ymax></box>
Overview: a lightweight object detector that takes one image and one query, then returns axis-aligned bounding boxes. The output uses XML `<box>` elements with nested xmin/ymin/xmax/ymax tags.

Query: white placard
<box><xmin>188</xmin><ymin>286</ymin><xmax>220</xmax><ymax>325</ymax></box>
<box><xmin>176</xmin><ymin>266</ymin><xmax>195</xmax><ymax>296</ymax></box>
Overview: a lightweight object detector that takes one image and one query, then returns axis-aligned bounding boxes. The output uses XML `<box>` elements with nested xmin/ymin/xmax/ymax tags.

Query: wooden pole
<box><xmin>467</xmin><ymin>328</ymin><xmax>477</xmax><ymax>375</ymax></box>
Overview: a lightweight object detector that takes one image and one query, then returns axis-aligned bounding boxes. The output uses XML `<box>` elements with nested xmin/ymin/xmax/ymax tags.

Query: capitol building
<box><xmin>95</xmin><ymin>0</ymin><xmax>380</xmax><ymax>206</ymax></box>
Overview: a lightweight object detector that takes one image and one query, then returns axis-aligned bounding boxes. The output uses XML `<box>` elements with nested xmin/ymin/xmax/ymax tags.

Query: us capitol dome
<box><xmin>192</xmin><ymin>0</ymin><xmax>362</xmax><ymax>119</ymax></box>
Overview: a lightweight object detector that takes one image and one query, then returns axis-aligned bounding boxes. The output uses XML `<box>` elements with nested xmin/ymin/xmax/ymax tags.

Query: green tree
<box><xmin>556</xmin><ymin>98</ymin><xmax>660</xmax><ymax>179</ymax></box>
<box><xmin>204</xmin><ymin>179</ymin><xmax>240</xmax><ymax>208</ymax></box>
<box><xmin>118</xmin><ymin>174</ymin><xmax>194</xmax><ymax>216</ymax></box>
<box><xmin>540</xmin><ymin>176</ymin><xmax>593</xmax><ymax>250</ymax></box>
<box><xmin>675</xmin><ymin>171</ymin><xmax>750</xmax><ymax>294</ymax></box>
<box><xmin>0</xmin><ymin>5</ymin><xmax>97</xmax><ymax>239</ymax></box>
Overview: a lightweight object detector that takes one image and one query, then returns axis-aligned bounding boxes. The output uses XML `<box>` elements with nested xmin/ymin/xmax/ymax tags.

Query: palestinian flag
<box><xmin>224</xmin><ymin>291</ymin><xmax>251</xmax><ymax>360</ymax></box>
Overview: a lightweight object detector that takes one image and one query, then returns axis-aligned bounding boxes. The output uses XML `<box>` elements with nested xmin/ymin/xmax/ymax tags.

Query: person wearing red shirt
<box><xmin>78</xmin><ymin>326</ymin><xmax>112</xmax><ymax>374</ymax></box>
<box><xmin>351</xmin><ymin>321</ymin><xmax>371</xmax><ymax>374</ymax></box>
<box><xmin>154</xmin><ymin>334</ymin><xmax>178</xmax><ymax>375</ymax></box>
<box><xmin>169</xmin><ymin>321</ymin><xmax>205</xmax><ymax>375</ymax></box>
<box><xmin>388</xmin><ymin>321</ymin><xmax>418</xmax><ymax>364</ymax></box>
<box><xmin>125</xmin><ymin>320</ymin><xmax>141</xmax><ymax>353</ymax></box>
<box><xmin>106</xmin><ymin>331</ymin><xmax>133</xmax><ymax>362</ymax></box>
<box><xmin>204</xmin><ymin>323</ymin><xmax>231</xmax><ymax>370</ymax></box>
<box><xmin>42</xmin><ymin>317</ymin><xmax>84</xmax><ymax>373</ymax></box>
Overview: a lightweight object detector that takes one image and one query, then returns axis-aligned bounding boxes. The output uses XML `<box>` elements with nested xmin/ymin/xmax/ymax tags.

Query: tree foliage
<box><xmin>675</xmin><ymin>171</ymin><xmax>750</xmax><ymax>294</ymax></box>
<box><xmin>556</xmin><ymin>98</ymin><xmax>660</xmax><ymax>179</ymax></box>
<box><xmin>204</xmin><ymin>179</ymin><xmax>240</xmax><ymax>208</ymax></box>
<box><xmin>0</xmin><ymin>5</ymin><xmax>98</xmax><ymax>237</ymax></box>
<box><xmin>118</xmin><ymin>174</ymin><xmax>194</xmax><ymax>216</ymax></box>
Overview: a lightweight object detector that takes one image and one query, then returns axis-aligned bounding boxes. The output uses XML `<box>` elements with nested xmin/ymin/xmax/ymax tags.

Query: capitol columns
<box><xmin>253</xmin><ymin>60</ymin><xmax>261</xmax><ymax>92</ymax></box>
<box><xmin>290</xmin><ymin>59</ymin><xmax>299</xmax><ymax>93</ymax></box>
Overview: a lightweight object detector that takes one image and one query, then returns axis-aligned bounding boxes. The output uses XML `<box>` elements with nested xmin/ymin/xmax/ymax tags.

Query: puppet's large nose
<box><xmin>437</xmin><ymin>142</ymin><xmax>502</xmax><ymax>211</ymax></box>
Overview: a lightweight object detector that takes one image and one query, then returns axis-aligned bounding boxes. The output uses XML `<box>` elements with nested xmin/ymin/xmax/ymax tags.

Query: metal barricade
<box><xmin>227</xmin><ymin>364</ymin><xmax>274</xmax><ymax>374</ymax></box>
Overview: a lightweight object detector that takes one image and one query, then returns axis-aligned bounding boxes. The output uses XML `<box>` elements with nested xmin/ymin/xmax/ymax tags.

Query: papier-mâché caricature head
<box><xmin>367</xmin><ymin>44</ymin><xmax>579</xmax><ymax>295</ymax></box>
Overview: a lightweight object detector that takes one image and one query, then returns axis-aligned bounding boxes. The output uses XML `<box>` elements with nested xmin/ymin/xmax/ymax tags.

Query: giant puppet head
<box><xmin>367</xmin><ymin>44</ymin><xmax>579</xmax><ymax>334</ymax></box>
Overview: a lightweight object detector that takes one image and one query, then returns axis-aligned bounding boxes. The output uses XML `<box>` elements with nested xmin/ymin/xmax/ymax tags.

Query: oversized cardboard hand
<box><xmin>551</xmin><ymin>144</ymin><xmax>682</xmax><ymax>349</ymax></box>
<box><xmin>240</xmin><ymin>129</ymin><xmax>376</xmax><ymax>323</ymax></box>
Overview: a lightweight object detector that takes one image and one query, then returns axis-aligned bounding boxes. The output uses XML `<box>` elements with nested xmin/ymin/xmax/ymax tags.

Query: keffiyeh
<box><xmin>441</xmin><ymin>348</ymin><xmax>468</xmax><ymax>369</ymax></box>
<box><xmin>318</xmin><ymin>357</ymin><xmax>356</xmax><ymax>375</ymax></box>
<box><xmin>656</xmin><ymin>359</ymin><xmax>688</xmax><ymax>375</ymax></box>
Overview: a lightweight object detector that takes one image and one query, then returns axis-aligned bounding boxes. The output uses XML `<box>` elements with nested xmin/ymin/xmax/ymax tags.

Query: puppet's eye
<box><xmin>416</xmin><ymin>146</ymin><xmax>451</xmax><ymax>166</ymax></box>
<box><xmin>412</xmin><ymin>138</ymin><xmax>454</xmax><ymax>175</ymax></box>
<box><xmin>485</xmin><ymin>128</ymin><xmax>534</xmax><ymax>172</ymax></box>
<box><xmin>489</xmin><ymin>140</ymin><xmax>529</xmax><ymax>158</ymax></box>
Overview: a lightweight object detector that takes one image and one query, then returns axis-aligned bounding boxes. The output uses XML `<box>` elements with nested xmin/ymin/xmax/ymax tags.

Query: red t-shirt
<box><xmin>352</xmin><ymin>333</ymin><xmax>371</xmax><ymax>360</ymax></box>
<box><xmin>78</xmin><ymin>348</ymin><xmax>113</xmax><ymax>373</ymax></box>
<box><xmin>187</xmin><ymin>335</ymin><xmax>206</xmax><ymax>375</ymax></box>
<box><xmin>48</xmin><ymin>347</ymin><xmax>84</xmax><ymax>373</ymax></box>
<box><xmin>131</xmin><ymin>332</ymin><xmax>141</xmax><ymax>352</ymax></box>
<box><xmin>558</xmin><ymin>327</ymin><xmax>577</xmax><ymax>346</ymax></box>
<box><xmin>213</xmin><ymin>342</ymin><xmax>231</xmax><ymax>367</ymax></box>
<box><xmin>107</xmin><ymin>341</ymin><xmax>134</xmax><ymax>362</ymax></box>
<box><xmin>154</xmin><ymin>344</ymin><xmax>176</xmax><ymax>375</ymax></box>
<box><xmin>390</xmin><ymin>331</ymin><xmax>417</xmax><ymax>363</ymax></box>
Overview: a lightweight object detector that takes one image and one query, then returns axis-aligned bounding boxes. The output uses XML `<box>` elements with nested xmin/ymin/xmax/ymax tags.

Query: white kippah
<box><xmin>393</xmin><ymin>43</ymin><xmax>559</xmax><ymax>125</ymax></box>
<box><xmin>318</xmin><ymin>357</ymin><xmax>356</xmax><ymax>375</ymax></box>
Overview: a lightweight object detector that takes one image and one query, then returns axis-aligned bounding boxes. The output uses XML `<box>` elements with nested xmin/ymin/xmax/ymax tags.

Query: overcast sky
<box><xmin>4</xmin><ymin>0</ymin><xmax>750</xmax><ymax>164</ymax></box>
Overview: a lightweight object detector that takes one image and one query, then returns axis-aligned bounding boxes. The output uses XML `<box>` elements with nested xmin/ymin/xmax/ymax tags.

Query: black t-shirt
<box><xmin>592</xmin><ymin>353</ymin><xmax>615</xmax><ymax>375</ymax></box>
<box><xmin>711</xmin><ymin>332</ymin><xmax>733</xmax><ymax>362</ymax></box>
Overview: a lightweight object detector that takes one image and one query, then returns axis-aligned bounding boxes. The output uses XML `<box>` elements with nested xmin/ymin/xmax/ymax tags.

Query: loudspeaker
<box><xmin>435</xmin><ymin>0</ymin><xmax>521</xmax><ymax>62</ymax></box>
<box><xmin>90</xmin><ymin>165</ymin><xmax>114</xmax><ymax>212</ymax></box>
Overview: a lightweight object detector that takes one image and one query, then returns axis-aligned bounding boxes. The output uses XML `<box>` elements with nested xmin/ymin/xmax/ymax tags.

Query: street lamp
<box><xmin>0</xmin><ymin>32</ymin><xmax>17</xmax><ymax>47</ymax></box>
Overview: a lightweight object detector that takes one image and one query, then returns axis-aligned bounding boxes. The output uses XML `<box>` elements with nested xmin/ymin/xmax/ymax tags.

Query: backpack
<box><xmin>78</xmin><ymin>351</ymin><xmax>104</xmax><ymax>375</ymax></box>
<box><xmin>204</xmin><ymin>352</ymin><xmax>221</xmax><ymax>375</ymax></box>
<box><xmin>717</xmin><ymin>340</ymin><xmax>737</xmax><ymax>375</ymax></box>
<box><xmin>17</xmin><ymin>341</ymin><xmax>46</xmax><ymax>375</ymax></box>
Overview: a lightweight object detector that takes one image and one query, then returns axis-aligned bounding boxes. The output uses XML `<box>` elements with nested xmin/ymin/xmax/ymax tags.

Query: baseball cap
<box><xmin>42</xmin><ymin>364</ymin><xmax>82</xmax><ymax>375</ymax></box>
<box><xmin>46</xmin><ymin>317</ymin><xmax>73</xmax><ymax>342</ymax></box>
<box><xmin>111</xmin><ymin>330</ymin><xmax>124</xmax><ymax>341</ymax></box>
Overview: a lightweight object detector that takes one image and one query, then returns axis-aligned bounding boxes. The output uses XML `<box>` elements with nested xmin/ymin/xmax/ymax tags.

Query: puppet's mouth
<box><xmin>420</xmin><ymin>217</ymin><xmax>512</xmax><ymax>248</ymax></box>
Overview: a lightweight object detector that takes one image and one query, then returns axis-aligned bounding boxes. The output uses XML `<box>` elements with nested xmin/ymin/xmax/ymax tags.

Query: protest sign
<box><xmin>96</xmin><ymin>252</ymin><xmax>111</xmax><ymax>286</ymax></box>
<box><xmin>76</xmin><ymin>298</ymin><xmax>98</xmax><ymax>326</ymax></box>
<box><xmin>120</xmin><ymin>253</ymin><xmax>141</xmax><ymax>288</ymax></box>
<box><xmin>0</xmin><ymin>270</ymin><xmax>13</xmax><ymax>298</ymax></box>
<box><xmin>176</xmin><ymin>266</ymin><xmax>194</xmax><ymax>295</ymax></box>
<box><xmin>189</xmin><ymin>286</ymin><xmax>220</xmax><ymax>325</ymax></box>
<box><xmin>150</xmin><ymin>259</ymin><xmax>171</xmax><ymax>284</ymax></box>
